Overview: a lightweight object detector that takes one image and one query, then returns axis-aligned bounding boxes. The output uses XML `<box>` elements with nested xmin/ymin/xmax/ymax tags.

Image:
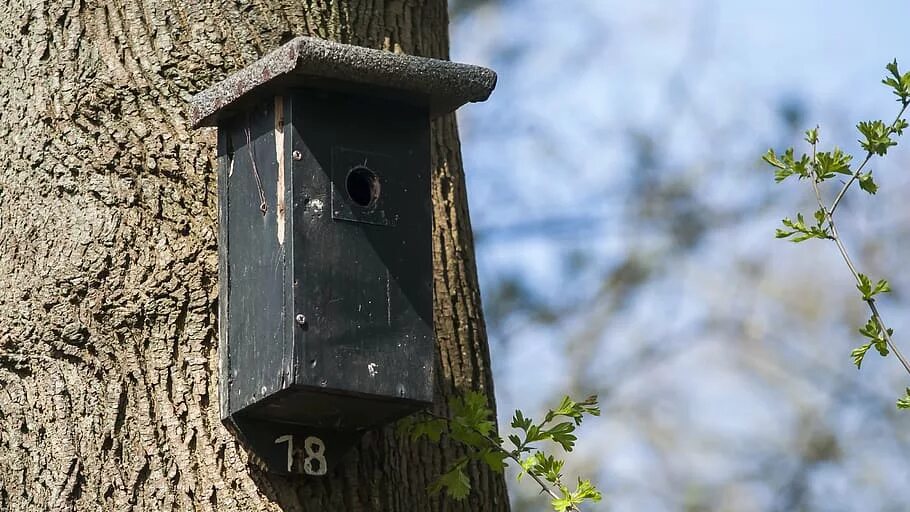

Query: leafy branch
<box><xmin>764</xmin><ymin>59</ymin><xmax>910</xmax><ymax>409</ymax></box>
<box><xmin>399</xmin><ymin>392</ymin><xmax>602</xmax><ymax>511</ymax></box>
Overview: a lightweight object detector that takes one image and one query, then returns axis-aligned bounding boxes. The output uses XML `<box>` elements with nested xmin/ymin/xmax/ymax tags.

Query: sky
<box><xmin>449</xmin><ymin>1</ymin><xmax>910</xmax><ymax>510</ymax></box>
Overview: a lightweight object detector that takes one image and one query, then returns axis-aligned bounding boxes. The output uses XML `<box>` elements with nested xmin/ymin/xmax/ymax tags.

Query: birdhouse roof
<box><xmin>190</xmin><ymin>36</ymin><xmax>497</xmax><ymax>128</ymax></box>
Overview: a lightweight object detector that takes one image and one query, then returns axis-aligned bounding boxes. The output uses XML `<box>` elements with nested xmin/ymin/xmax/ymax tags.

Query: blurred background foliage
<box><xmin>448</xmin><ymin>1</ymin><xmax>910</xmax><ymax>510</ymax></box>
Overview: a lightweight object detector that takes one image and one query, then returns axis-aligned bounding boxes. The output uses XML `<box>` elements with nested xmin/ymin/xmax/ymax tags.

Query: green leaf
<box><xmin>805</xmin><ymin>127</ymin><xmax>819</xmax><ymax>144</ymax></box>
<box><xmin>411</xmin><ymin>418</ymin><xmax>446</xmax><ymax>443</ymax></box>
<box><xmin>858</xmin><ymin>316</ymin><xmax>879</xmax><ymax>339</ymax></box>
<box><xmin>511</xmin><ymin>409</ymin><xmax>532</xmax><ymax>431</ymax></box>
<box><xmin>883</xmin><ymin>59</ymin><xmax>910</xmax><ymax>104</ymax></box>
<box><xmin>814</xmin><ymin>147</ymin><xmax>853</xmax><ymax>179</ymax></box>
<box><xmin>857</xmin><ymin>274</ymin><xmax>890</xmax><ymax>300</ymax></box>
<box><xmin>851</xmin><ymin>341</ymin><xmax>873</xmax><ymax>369</ymax></box>
<box><xmin>874</xmin><ymin>279</ymin><xmax>891</xmax><ymax>295</ymax></box>
<box><xmin>897</xmin><ymin>388</ymin><xmax>910</xmax><ymax>409</ymax></box>
<box><xmin>764</xmin><ymin>148</ymin><xmax>811</xmax><ymax>182</ymax></box>
<box><xmin>572</xmin><ymin>479</ymin><xmax>603</xmax><ymax>504</ymax></box>
<box><xmin>777</xmin><ymin>215</ymin><xmax>830</xmax><ymax>243</ymax></box>
<box><xmin>450</xmin><ymin>391</ymin><xmax>496</xmax><ymax>448</ymax></box>
<box><xmin>429</xmin><ymin>461</ymin><xmax>471</xmax><ymax>500</ymax></box>
<box><xmin>551</xmin><ymin>496</ymin><xmax>575</xmax><ymax>512</ymax></box>
<box><xmin>519</xmin><ymin>453</ymin><xmax>539</xmax><ymax>476</ymax></box>
<box><xmin>398</xmin><ymin>413</ymin><xmax>448</xmax><ymax>443</ymax></box>
<box><xmin>857</xmin><ymin>317</ymin><xmax>892</xmax><ymax>358</ymax></box>
<box><xmin>543</xmin><ymin>422</ymin><xmax>578</xmax><ymax>452</ymax></box>
<box><xmin>524</xmin><ymin>424</ymin><xmax>543</xmax><ymax>443</ymax></box>
<box><xmin>886</xmin><ymin>59</ymin><xmax>900</xmax><ymax>80</ymax></box>
<box><xmin>525</xmin><ymin>452</ymin><xmax>565</xmax><ymax>484</ymax></box>
<box><xmin>544</xmin><ymin>395</ymin><xmax>600</xmax><ymax>426</ymax></box>
<box><xmin>478</xmin><ymin>448</ymin><xmax>508</xmax><ymax>474</ymax></box>
<box><xmin>788</xmin><ymin>150</ymin><xmax>811</xmax><ymax>179</ymax></box>
<box><xmin>856</xmin><ymin>273</ymin><xmax>873</xmax><ymax>299</ymax></box>
<box><xmin>876</xmin><ymin>331</ymin><xmax>892</xmax><ymax>356</ymax></box>
<box><xmin>813</xmin><ymin>208</ymin><xmax>826</xmax><ymax>224</ymax></box>
<box><xmin>551</xmin><ymin>479</ymin><xmax>603</xmax><ymax>512</ymax></box>
<box><xmin>858</xmin><ymin>172</ymin><xmax>878</xmax><ymax>194</ymax></box>
<box><xmin>773</xmin><ymin>169</ymin><xmax>792</xmax><ymax>182</ymax></box>
<box><xmin>762</xmin><ymin>148</ymin><xmax>787</xmax><ymax>170</ymax></box>
<box><xmin>857</xmin><ymin>120</ymin><xmax>897</xmax><ymax>156</ymax></box>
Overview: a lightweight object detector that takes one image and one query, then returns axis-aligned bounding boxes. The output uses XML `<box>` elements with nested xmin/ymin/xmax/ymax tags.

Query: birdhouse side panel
<box><xmin>221</xmin><ymin>98</ymin><xmax>295</xmax><ymax>417</ymax></box>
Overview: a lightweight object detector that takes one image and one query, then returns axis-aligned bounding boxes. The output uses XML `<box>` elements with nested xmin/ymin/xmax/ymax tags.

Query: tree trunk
<box><xmin>0</xmin><ymin>1</ymin><xmax>508</xmax><ymax>510</ymax></box>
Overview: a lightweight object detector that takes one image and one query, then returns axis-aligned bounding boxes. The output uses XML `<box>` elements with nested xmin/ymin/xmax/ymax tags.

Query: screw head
<box><xmin>295</xmin><ymin>314</ymin><xmax>306</xmax><ymax>326</ymax></box>
<box><xmin>292</xmin><ymin>150</ymin><xmax>303</xmax><ymax>161</ymax></box>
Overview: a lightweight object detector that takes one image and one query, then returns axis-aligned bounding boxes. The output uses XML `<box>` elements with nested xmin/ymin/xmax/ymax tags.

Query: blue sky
<box><xmin>450</xmin><ymin>1</ymin><xmax>910</xmax><ymax>510</ymax></box>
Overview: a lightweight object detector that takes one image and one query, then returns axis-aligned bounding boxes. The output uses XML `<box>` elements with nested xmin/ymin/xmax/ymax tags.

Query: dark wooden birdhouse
<box><xmin>190</xmin><ymin>37</ymin><xmax>496</xmax><ymax>475</ymax></box>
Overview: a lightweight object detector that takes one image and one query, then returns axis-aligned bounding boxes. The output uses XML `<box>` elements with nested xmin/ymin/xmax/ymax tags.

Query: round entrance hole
<box><xmin>345</xmin><ymin>166</ymin><xmax>380</xmax><ymax>207</ymax></box>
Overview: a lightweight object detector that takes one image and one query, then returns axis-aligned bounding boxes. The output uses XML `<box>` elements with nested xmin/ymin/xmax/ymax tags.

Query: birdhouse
<box><xmin>190</xmin><ymin>37</ymin><xmax>496</xmax><ymax>475</ymax></box>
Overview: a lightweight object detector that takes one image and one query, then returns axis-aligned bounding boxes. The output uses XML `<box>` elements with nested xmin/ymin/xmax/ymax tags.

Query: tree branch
<box><xmin>424</xmin><ymin>411</ymin><xmax>581</xmax><ymax>512</ymax></box>
<box><xmin>805</xmin><ymin>115</ymin><xmax>910</xmax><ymax>378</ymax></box>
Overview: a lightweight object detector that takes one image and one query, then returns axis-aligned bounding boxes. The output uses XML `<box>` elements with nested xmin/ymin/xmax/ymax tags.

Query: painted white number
<box><xmin>303</xmin><ymin>436</ymin><xmax>327</xmax><ymax>476</ymax></box>
<box><xmin>274</xmin><ymin>434</ymin><xmax>294</xmax><ymax>472</ymax></box>
<box><xmin>274</xmin><ymin>434</ymin><xmax>327</xmax><ymax>475</ymax></box>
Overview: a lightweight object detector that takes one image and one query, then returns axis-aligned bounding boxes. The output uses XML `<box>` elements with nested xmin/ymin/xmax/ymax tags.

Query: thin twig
<box><xmin>481</xmin><ymin>432</ymin><xmax>569</xmax><ymax>507</ymax></box>
<box><xmin>805</xmin><ymin>114</ymin><xmax>910</xmax><ymax>378</ymax></box>
<box><xmin>828</xmin><ymin>220</ymin><xmax>910</xmax><ymax>375</ymax></box>
<box><xmin>867</xmin><ymin>299</ymin><xmax>910</xmax><ymax>374</ymax></box>
<box><xmin>829</xmin><ymin>152</ymin><xmax>874</xmax><ymax>215</ymax></box>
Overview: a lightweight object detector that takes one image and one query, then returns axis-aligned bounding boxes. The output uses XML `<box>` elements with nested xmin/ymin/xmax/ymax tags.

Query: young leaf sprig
<box><xmin>399</xmin><ymin>393</ymin><xmax>602</xmax><ymax>511</ymax></box>
<box><xmin>764</xmin><ymin>59</ymin><xmax>910</xmax><ymax>409</ymax></box>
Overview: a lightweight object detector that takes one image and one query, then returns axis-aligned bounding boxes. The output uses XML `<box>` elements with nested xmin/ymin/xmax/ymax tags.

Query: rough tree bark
<box><xmin>0</xmin><ymin>1</ymin><xmax>509</xmax><ymax>510</ymax></box>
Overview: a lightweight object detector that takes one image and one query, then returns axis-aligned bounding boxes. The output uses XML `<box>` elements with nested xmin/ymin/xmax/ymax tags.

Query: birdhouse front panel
<box><xmin>289</xmin><ymin>89</ymin><xmax>435</xmax><ymax>414</ymax></box>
